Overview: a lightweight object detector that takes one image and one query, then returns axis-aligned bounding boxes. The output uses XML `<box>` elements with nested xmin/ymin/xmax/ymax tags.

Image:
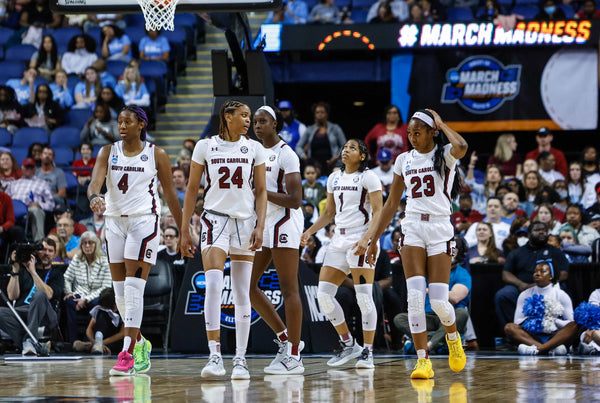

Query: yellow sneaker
<box><xmin>410</xmin><ymin>379</ymin><xmax>435</xmax><ymax>402</ymax></box>
<box><xmin>446</xmin><ymin>334</ymin><xmax>466</xmax><ymax>372</ymax></box>
<box><xmin>410</xmin><ymin>358</ymin><xmax>434</xmax><ymax>379</ymax></box>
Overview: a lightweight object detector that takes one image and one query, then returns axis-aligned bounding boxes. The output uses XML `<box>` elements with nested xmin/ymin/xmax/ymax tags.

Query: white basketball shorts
<box><xmin>322</xmin><ymin>225</ymin><xmax>379</xmax><ymax>274</ymax></box>
<box><xmin>105</xmin><ymin>214</ymin><xmax>160</xmax><ymax>265</ymax></box>
<box><xmin>262</xmin><ymin>208</ymin><xmax>303</xmax><ymax>249</ymax></box>
<box><xmin>400</xmin><ymin>213</ymin><xmax>455</xmax><ymax>257</ymax></box>
<box><xmin>200</xmin><ymin>210</ymin><xmax>257</xmax><ymax>256</ymax></box>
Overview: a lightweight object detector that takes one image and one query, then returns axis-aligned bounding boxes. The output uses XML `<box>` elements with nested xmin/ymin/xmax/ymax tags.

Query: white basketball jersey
<box><xmin>327</xmin><ymin>169</ymin><xmax>382</xmax><ymax>229</ymax></box>
<box><xmin>264</xmin><ymin>140</ymin><xmax>301</xmax><ymax>217</ymax></box>
<box><xmin>105</xmin><ymin>141</ymin><xmax>160</xmax><ymax>217</ymax></box>
<box><xmin>394</xmin><ymin>143</ymin><xmax>458</xmax><ymax>216</ymax></box>
<box><xmin>192</xmin><ymin>136</ymin><xmax>266</xmax><ymax>220</ymax></box>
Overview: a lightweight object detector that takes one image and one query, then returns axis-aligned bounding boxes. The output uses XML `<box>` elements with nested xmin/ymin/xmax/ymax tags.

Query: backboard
<box><xmin>50</xmin><ymin>0</ymin><xmax>282</xmax><ymax>13</ymax></box>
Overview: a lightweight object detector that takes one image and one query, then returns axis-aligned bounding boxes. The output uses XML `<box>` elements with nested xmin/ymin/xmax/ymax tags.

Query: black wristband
<box><xmin>89</xmin><ymin>194</ymin><xmax>100</xmax><ymax>202</ymax></box>
<box><xmin>10</xmin><ymin>272</ymin><xmax>20</xmax><ymax>276</ymax></box>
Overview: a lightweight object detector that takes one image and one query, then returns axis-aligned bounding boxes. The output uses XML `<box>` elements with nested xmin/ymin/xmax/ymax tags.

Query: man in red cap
<box><xmin>6</xmin><ymin>158</ymin><xmax>54</xmax><ymax>241</ymax></box>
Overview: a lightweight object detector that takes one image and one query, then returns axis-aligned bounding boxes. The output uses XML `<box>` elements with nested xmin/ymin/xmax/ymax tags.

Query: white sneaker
<box><xmin>201</xmin><ymin>354</ymin><xmax>226</xmax><ymax>378</ymax></box>
<box><xmin>22</xmin><ymin>339</ymin><xmax>36</xmax><ymax>356</ymax></box>
<box><xmin>264</xmin><ymin>340</ymin><xmax>305</xmax><ymax>373</ymax></box>
<box><xmin>264</xmin><ymin>355</ymin><xmax>305</xmax><ymax>375</ymax></box>
<box><xmin>550</xmin><ymin>345</ymin><xmax>567</xmax><ymax>356</ymax></box>
<box><xmin>355</xmin><ymin>347</ymin><xmax>374</xmax><ymax>369</ymax></box>
<box><xmin>92</xmin><ymin>335</ymin><xmax>104</xmax><ymax>355</ymax></box>
<box><xmin>327</xmin><ymin>340</ymin><xmax>363</xmax><ymax>367</ymax></box>
<box><xmin>231</xmin><ymin>356</ymin><xmax>250</xmax><ymax>380</ymax></box>
<box><xmin>518</xmin><ymin>344</ymin><xmax>539</xmax><ymax>356</ymax></box>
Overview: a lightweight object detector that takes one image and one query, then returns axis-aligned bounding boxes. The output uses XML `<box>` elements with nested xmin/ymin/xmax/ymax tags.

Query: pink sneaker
<box><xmin>109</xmin><ymin>351</ymin><xmax>136</xmax><ymax>376</ymax></box>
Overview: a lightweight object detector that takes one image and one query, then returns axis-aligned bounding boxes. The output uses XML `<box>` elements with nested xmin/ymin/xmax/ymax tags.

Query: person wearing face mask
<box><xmin>494</xmin><ymin>221</ymin><xmax>569</xmax><ymax>332</ymax></box>
<box><xmin>536</xmin><ymin>0</ymin><xmax>566</xmax><ymax>20</ymax></box>
<box><xmin>557</xmin><ymin>226</ymin><xmax>592</xmax><ymax>263</ymax></box>
<box><xmin>451</xmin><ymin>193</ymin><xmax>484</xmax><ymax>235</ymax></box>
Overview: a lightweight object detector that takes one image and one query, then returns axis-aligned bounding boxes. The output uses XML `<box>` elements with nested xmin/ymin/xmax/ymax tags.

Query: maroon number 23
<box><xmin>410</xmin><ymin>175</ymin><xmax>435</xmax><ymax>198</ymax></box>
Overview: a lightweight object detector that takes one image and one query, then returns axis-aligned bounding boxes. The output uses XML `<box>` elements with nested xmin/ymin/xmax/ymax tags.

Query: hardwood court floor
<box><xmin>1</xmin><ymin>353</ymin><xmax>600</xmax><ymax>402</ymax></box>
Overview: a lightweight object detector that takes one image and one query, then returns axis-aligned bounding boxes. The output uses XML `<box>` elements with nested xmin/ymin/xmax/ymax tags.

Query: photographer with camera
<box><xmin>0</xmin><ymin>238</ymin><xmax>64</xmax><ymax>355</ymax></box>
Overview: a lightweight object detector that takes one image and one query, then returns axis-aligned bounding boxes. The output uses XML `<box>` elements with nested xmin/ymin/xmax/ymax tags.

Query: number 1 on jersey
<box><xmin>338</xmin><ymin>192</ymin><xmax>344</xmax><ymax>212</ymax></box>
<box><xmin>118</xmin><ymin>173</ymin><xmax>129</xmax><ymax>194</ymax></box>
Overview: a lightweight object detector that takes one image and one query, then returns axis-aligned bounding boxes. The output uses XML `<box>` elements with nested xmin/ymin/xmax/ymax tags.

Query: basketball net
<box><xmin>137</xmin><ymin>0</ymin><xmax>180</xmax><ymax>31</ymax></box>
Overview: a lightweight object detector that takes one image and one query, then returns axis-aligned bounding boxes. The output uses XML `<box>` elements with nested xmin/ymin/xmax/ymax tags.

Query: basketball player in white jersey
<box><xmin>367</xmin><ymin>109</ymin><xmax>468</xmax><ymax>380</ymax></box>
<box><xmin>250</xmin><ymin>105</ymin><xmax>305</xmax><ymax>374</ymax></box>
<box><xmin>300</xmin><ymin>139</ymin><xmax>382</xmax><ymax>369</ymax></box>
<box><xmin>180</xmin><ymin>100</ymin><xmax>267</xmax><ymax>380</ymax></box>
<box><xmin>87</xmin><ymin>105</ymin><xmax>183</xmax><ymax>376</ymax></box>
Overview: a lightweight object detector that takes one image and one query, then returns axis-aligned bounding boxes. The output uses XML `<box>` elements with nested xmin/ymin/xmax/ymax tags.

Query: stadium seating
<box><xmin>0</xmin><ymin>61</ymin><xmax>25</xmax><ymax>81</ymax></box>
<box><xmin>53</xmin><ymin>148</ymin><xmax>74</xmax><ymax>167</ymax></box>
<box><xmin>0</xmin><ymin>128</ymin><xmax>11</xmax><ymax>146</ymax></box>
<box><xmin>66</xmin><ymin>108</ymin><xmax>93</xmax><ymax>129</ymax></box>
<box><xmin>50</xmin><ymin>126</ymin><xmax>81</xmax><ymax>149</ymax></box>
<box><xmin>5</xmin><ymin>44</ymin><xmax>37</xmax><ymax>64</ymax></box>
<box><xmin>10</xmin><ymin>147</ymin><xmax>28</xmax><ymax>166</ymax></box>
<box><xmin>12</xmin><ymin>127</ymin><xmax>48</xmax><ymax>148</ymax></box>
<box><xmin>447</xmin><ymin>7</ymin><xmax>475</xmax><ymax>21</ymax></box>
<box><xmin>512</xmin><ymin>5</ymin><xmax>539</xmax><ymax>19</ymax></box>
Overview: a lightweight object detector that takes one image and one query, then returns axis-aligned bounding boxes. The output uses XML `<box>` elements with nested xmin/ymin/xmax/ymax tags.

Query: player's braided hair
<box><xmin>340</xmin><ymin>139</ymin><xmax>370</xmax><ymax>173</ymax></box>
<box><xmin>219</xmin><ymin>99</ymin><xmax>248</xmax><ymax>141</ymax></box>
<box><xmin>122</xmin><ymin>105</ymin><xmax>148</xmax><ymax>141</ymax></box>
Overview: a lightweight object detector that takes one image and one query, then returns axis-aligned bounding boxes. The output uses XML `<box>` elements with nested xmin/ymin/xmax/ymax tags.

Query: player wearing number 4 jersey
<box><xmin>301</xmin><ymin>139</ymin><xmax>383</xmax><ymax>369</ymax></box>
<box><xmin>367</xmin><ymin>109</ymin><xmax>468</xmax><ymax>380</ymax></box>
<box><xmin>181</xmin><ymin>100</ymin><xmax>267</xmax><ymax>380</ymax></box>
<box><xmin>87</xmin><ymin>106</ymin><xmax>183</xmax><ymax>376</ymax></box>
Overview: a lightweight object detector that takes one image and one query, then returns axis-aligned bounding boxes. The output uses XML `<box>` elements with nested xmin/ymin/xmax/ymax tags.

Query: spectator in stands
<box><xmin>565</xmin><ymin>161</ymin><xmax>585</xmax><ymax>205</ymax></box>
<box><xmin>525</xmin><ymin>127</ymin><xmax>567</xmax><ymax>177</ymax></box>
<box><xmin>521</xmin><ymin>171</ymin><xmax>545</xmax><ymax>216</ymax></box>
<box><xmin>308</xmin><ymin>0</ymin><xmax>342</xmax><ymax>24</ymax></box>
<box><xmin>494</xmin><ymin>221</ymin><xmax>569</xmax><ymax>331</ymax></box>
<box><xmin>47</xmin><ymin>233</ymin><xmax>69</xmax><ymax>265</ymax></box>
<box><xmin>91</xmin><ymin>59</ymin><xmax>117</xmax><ymax>90</ymax></box>
<box><xmin>296</xmin><ymin>101</ymin><xmax>346</xmax><ymax>175</ymax></box>
<box><xmin>488</xmin><ymin>133</ymin><xmax>522</xmax><ymax>179</ymax></box>
<box><xmin>0</xmin><ymin>1</ymin><xmax>22</xmax><ymax>31</ymax></box>
<box><xmin>19</xmin><ymin>0</ymin><xmax>61</xmax><ymax>30</ymax></box>
<box><xmin>561</xmin><ymin>204</ymin><xmax>600</xmax><ymax>247</ymax></box>
<box><xmin>302</xmin><ymin>162</ymin><xmax>326</xmax><ymax>208</ymax></box>
<box><xmin>35</xmin><ymin>146</ymin><xmax>67</xmax><ymax>208</ymax></box>
<box><xmin>72</xmin><ymin>142</ymin><xmax>96</xmax><ymax>186</ymax></box>
<box><xmin>464</xmin><ymin>197</ymin><xmax>511</xmax><ymax>251</ymax></box>
<box><xmin>533</xmin><ymin>203</ymin><xmax>562</xmax><ymax>235</ymax></box>
<box><xmin>468</xmin><ymin>222</ymin><xmax>504</xmax><ymax>264</ymax></box>
<box><xmin>114</xmin><ymin>65</ymin><xmax>151</xmax><ymax>107</ymax></box>
<box><xmin>139</xmin><ymin>29</ymin><xmax>171</xmax><ymax>63</ymax></box>
<box><xmin>61</xmin><ymin>34</ymin><xmax>98</xmax><ymax>77</ymax></box>
<box><xmin>0</xmin><ymin>151</ymin><xmax>22</xmax><ymax>191</ymax></box>
<box><xmin>6</xmin><ymin>68</ymin><xmax>37</xmax><ymax>106</ymax></box>
<box><xmin>96</xmin><ymin>86</ymin><xmax>125</xmax><ymax>120</ymax></box>
<box><xmin>557</xmin><ymin>225</ymin><xmax>592</xmax><ymax>263</ymax></box>
<box><xmin>581</xmin><ymin>145</ymin><xmax>599</xmax><ymax>177</ymax></box>
<box><xmin>57</xmin><ymin>216</ymin><xmax>80</xmax><ymax>259</ymax></box>
<box><xmin>0</xmin><ymin>191</ymin><xmax>24</xmax><ymax>254</ymax></box>
<box><xmin>157</xmin><ymin>226</ymin><xmax>188</xmax><ymax>309</ymax></box>
<box><xmin>502</xmin><ymin>217</ymin><xmax>530</xmax><ymax>257</ymax></box>
<box><xmin>367</xmin><ymin>0</ymin><xmax>409</xmax><ymax>22</ymax></box>
<box><xmin>80</xmin><ymin>103</ymin><xmax>119</xmax><ymax>146</ymax></box>
<box><xmin>371</xmin><ymin>148</ymin><xmax>394</xmax><ymax>200</ymax></box>
<box><xmin>300</xmin><ymin>233</ymin><xmax>321</xmax><ymax>264</ymax></box>
<box><xmin>537</xmin><ymin>151</ymin><xmax>564</xmax><ymax>185</ymax></box>
<box><xmin>407</xmin><ymin>3</ymin><xmax>432</xmax><ymax>22</ymax></box>
<box><xmin>83</xmin><ymin>13</ymin><xmax>126</xmax><ymax>31</ymax></box>
<box><xmin>0</xmin><ymin>237</ymin><xmax>63</xmax><ymax>356</ymax></box>
<box><xmin>50</xmin><ymin>205</ymin><xmax>87</xmax><ymax>237</ymax></box>
<box><xmin>29</xmin><ymin>35</ymin><xmax>61</xmax><ymax>81</ymax></box>
<box><xmin>419</xmin><ymin>0</ymin><xmax>446</xmax><ymax>21</ymax></box>
<box><xmin>171</xmin><ymin>167</ymin><xmax>187</xmax><ymax>206</ymax></box>
<box><xmin>583</xmin><ymin>184</ymin><xmax>600</xmax><ymax>223</ymax></box>
<box><xmin>370</xmin><ymin>1</ymin><xmax>400</xmax><ymax>23</ymax></box>
<box><xmin>23</xmin><ymin>84</ymin><xmax>65</xmax><ymax>131</ymax></box>
<box><xmin>387</xmin><ymin>228</ymin><xmax>402</xmax><ymax>264</ymax></box>
<box><xmin>175</xmin><ymin>148</ymin><xmax>192</xmax><ymax>177</ymax></box>
<box><xmin>506</xmin><ymin>178</ymin><xmax>526</xmax><ymax>202</ymax></box>
<box><xmin>504</xmin><ymin>260</ymin><xmax>576</xmax><ymax>356</ymax></box>
<box><xmin>80</xmin><ymin>210</ymin><xmax>105</xmax><ymax>239</ymax></box>
<box><xmin>74</xmin><ymin>67</ymin><xmax>102</xmax><ymax>110</ymax></box>
<box><xmin>520</xmin><ymin>158</ymin><xmax>539</xmax><ymax>180</ymax></box>
<box><xmin>452</xmin><ymin>193</ymin><xmax>485</xmax><ymax>235</ymax></box>
<box><xmin>0</xmin><ymin>86</ymin><xmax>23</xmax><ymax>134</ymax></box>
<box><xmin>536</xmin><ymin>0</ymin><xmax>567</xmax><ymax>20</ymax></box>
<box><xmin>576</xmin><ymin>0</ymin><xmax>600</xmax><ymax>18</ymax></box>
<box><xmin>72</xmin><ymin>287</ymin><xmax>124</xmax><ymax>355</ymax></box>
<box><xmin>49</xmin><ymin>70</ymin><xmax>74</xmax><ymax>110</ymax></box>
<box><xmin>278</xmin><ymin>0</ymin><xmax>309</xmax><ymax>24</ymax></box>
<box><xmin>183</xmin><ymin>139</ymin><xmax>196</xmax><ymax>153</ymax></box>
<box><xmin>479</xmin><ymin>0</ymin><xmax>503</xmax><ymax>22</ymax></box>
<box><xmin>278</xmin><ymin>100</ymin><xmax>306</xmax><ymax>152</ymax></box>
<box><xmin>466</xmin><ymin>154</ymin><xmax>503</xmax><ymax>214</ymax></box>
<box><xmin>62</xmin><ymin>231</ymin><xmax>111</xmax><ymax>343</ymax></box>
<box><xmin>501</xmin><ymin>191</ymin><xmax>526</xmax><ymax>225</ymax></box>
<box><xmin>27</xmin><ymin>143</ymin><xmax>43</xmax><ymax>167</ymax></box>
<box><xmin>364</xmin><ymin>105</ymin><xmax>408</xmax><ymax>163</ymax></box>
<box><xmin>7</xmin><ymin>158</ymin><xmax>54</xmax><ymax>241</ymax></box>
<box><xmin>101</xmin><ymin>24</ymin><xmax>132</xmax><ymax>62</ymax></box>
<box><xmin>552</xmin><ymin>179</ymin><xmax>570</xmax><ymax>213</ymax></box>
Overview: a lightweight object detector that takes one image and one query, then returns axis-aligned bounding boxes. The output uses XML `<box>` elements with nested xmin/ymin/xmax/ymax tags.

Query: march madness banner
<box><xmin>394</xmin><ymin>48</ymin><xmax>597</xmax><ymax>132</ymax></box>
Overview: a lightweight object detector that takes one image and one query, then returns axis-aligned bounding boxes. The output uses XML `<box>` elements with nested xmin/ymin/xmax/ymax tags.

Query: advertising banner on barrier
<box><xmin>397</xmin><ymin>48</ymin><xmax>598</xmax><ymax>132</ymax></box>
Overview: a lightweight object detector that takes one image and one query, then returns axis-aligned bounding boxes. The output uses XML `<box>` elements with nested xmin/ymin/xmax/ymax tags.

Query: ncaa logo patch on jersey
<box><xmin>240</xmin><ymin>146</ymin><xmax>248</xmax><ymax>154</ymax></box>
<box><xmin>141</xmin><ymin>154</ymin><xmax>148</xmax><ymax>161</ymax></box>
<box><xmin>112</xmin><ymin>157</ymin><xmax>118</xmax><ymax>164</ymax></box>
<box><xmin>353</xmin><ymin>176</ymin><xmax>360</xmax><ymax>183</ymax></box>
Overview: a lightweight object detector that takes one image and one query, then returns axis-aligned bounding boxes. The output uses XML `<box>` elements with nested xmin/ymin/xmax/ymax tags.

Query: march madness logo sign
<box><xmin>185</xmin><ymin>260</ymin><xmax>283</xmax><ymax>329</ymax></box>
<box><xmin>441</xmin><ymin>55</ymin><xmax>522</xmax><ymax>114</ymax></box>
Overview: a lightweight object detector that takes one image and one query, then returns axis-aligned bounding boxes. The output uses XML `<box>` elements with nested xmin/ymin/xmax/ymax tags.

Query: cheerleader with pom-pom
<box><xmin>504</xmin><ymin>259</ymin><xmax>578</xmax><ymax>355</ymax></box>
<box><xmin>574</xmin><ymin>289</ymin><xmax>600</xmax><ymax>355</ymax></box>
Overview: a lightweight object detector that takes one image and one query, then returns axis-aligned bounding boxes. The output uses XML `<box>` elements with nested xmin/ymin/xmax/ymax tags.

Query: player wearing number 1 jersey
<box><xmin>367</xmin><ymin>109</ymin><xmax>468</xmax><ymax>380</ymax></box>
<box><xmin>301</xmin><ymin>139</ymin><xmax>382</xmax><ymax>369</ymax></box>
<box><xmin>181</xmin><ymin>100</ymin><xmax>267</xmax><ymax>380</ymax></box>
<box><xmin>87</xmin><ymin>105</ymin><xmax>183</xmax><ymax>376</ymax></box>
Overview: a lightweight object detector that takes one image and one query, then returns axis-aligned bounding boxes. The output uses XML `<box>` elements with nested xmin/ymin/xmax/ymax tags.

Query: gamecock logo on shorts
<box><xmin>184</xmin><ymin>260</ymin><xmax>284</xmax><ymax>329</ymax></box>
<box><xmin>201</xmin><ymin>232</ymin><xmax>207</xmax><ymax>242</ymax></box>
<box><xmin>146</xmin><ymin>249</ymin><xmax>152</xmax><ymax>259</ymax></box>
<box><xmin>279</xmin><ymin>234</ymin><xmax>288</xmax><ymax>243</ymax></box>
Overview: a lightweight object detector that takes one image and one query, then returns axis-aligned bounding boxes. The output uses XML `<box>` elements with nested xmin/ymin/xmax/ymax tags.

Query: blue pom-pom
<box><xmin>574</xmin><ymin>302</ymin><xmax>600</xmax><ymax>330</ymax></box>
<box><xmin>522</xmin><ymin>317</ymin><xmax>544</xmax><ymax>334</ymax></box>
<box><xmin>523</xmin><ymin>294</ymin><xmax>545</xmax><ymax>319</ymax></box>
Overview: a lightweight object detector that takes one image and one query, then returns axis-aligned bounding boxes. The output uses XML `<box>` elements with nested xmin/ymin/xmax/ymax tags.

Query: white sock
<box><xmin>417</xmin><ymin>349</ymin><xmax>427</xmax><ymax>359</ymax></box>
<box><xmin>340</xmin><ymin>334</ymin><xmax>354</xmax><ymax>346</ymax></box>
<box><xmin>204</xmin><ymin>270</ymin><xmax>224</xmax><ymax>332</ymax></box>
<box><xmin>364</xmin><ymin>343</ymin><xmax>373</xmax><ymax>352</ymax></box>
<box><xmin>447</xmin><ymin>331</ymin><xmax>458</xmax><ymax>341</ymax></box>
<box><xmin>208</xmin><ymin>340</ymin><xmax>221</xmax><ymax>356</ymax></box>
<box><xmin>123</xmin><ymin>336</ymin><xmax>132</xmax><ymax>353</ymax></box>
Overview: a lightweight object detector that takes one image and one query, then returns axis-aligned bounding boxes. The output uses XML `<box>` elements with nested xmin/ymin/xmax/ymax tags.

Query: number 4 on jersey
<box><xmin>118</xmin><ymin>173</ymin><xmax>129</xmax><ymax>194</ymax></box>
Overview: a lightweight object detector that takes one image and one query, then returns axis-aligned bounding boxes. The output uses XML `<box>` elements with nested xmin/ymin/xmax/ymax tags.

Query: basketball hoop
<box><xmin>137</xmin><ymin>0</ymin><xmax>180</xmax><ymax>31</ymax></box>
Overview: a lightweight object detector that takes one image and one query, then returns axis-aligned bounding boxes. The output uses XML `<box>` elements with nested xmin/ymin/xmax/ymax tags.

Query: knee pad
<box><xmin>429</xmin><ymin>282</ymin><xmax>455</xmax><ymax>326</ymax></box>
<box><xmin>204</xmin><ymin>270</ymin><xmax>224</xmax><ymax>331</ymax></box>
<box><xmin>317</xmin><ymin>281</ymin><xmax>345</xmax><ymax>326</ymax></box>
<box><xmin>317</xmin><ymin>292</ymin><xmax>335</xmax><ymax>315</ymax></box>
<box><xmin>406</xmin><ymin>276</ymin><xmax>427</xmax><ymax>334</ymax></box>
<box><xmin>355</xmin><ymin>284</ymin><xmax>374</xmax><ymax>314</ymax></box>
<box><xmin>124</xmin><ymin>277</ymin><xmax>146</xmax><ymax>328</ymax></box>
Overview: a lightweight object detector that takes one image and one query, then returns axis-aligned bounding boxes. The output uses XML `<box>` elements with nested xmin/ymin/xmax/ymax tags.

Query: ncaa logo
<box><xmin>353</xmin><ymin>176</ymin><xmax>360</xmax><ymax>183</ymax></box>
<box><xmin>279</xmin><ymin>233</ymin><xmax>288</xmax><ymax>244</ymax></box>
<box><xmin>141</xmin><ymin>154</ymin><xmax>148</xmax><ymax>162</ymax></box>
<box><xmin>112</xmin><ymin>157</ymin><xmax>118</xmax><ymax>164</ymax></box>
<box><xmin>185</xmin><ymin>261</ymin><xmax>284</xmax><ymax>328</ymax></box>
<box><xmin>240</xmin><ymin>146</ymin><xmax>248</xmax><ymax>154</ymax></box>
<box><xmin>269</xmin><ymin>155</ymin><xmax>276</xmax><ymax>162</ymax></box>
<box><xmin>441</xmin><ymin>55</ymin><xmax>522</xmax><ymax>114</ymax></box>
